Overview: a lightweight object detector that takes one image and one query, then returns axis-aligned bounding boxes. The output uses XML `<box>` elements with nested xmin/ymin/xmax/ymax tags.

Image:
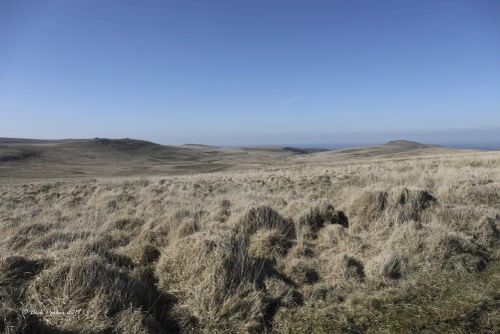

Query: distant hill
<box><xmin>330</xmin><ymin>140</ymin><xmax>440</xmax><ymax>157</ymax></box>
<box><xmin>0</xmin><ymin>138</ymin><xmax>63</xmax><ymax>144</ymax></box>
<box><xmin>384</xmin><ymin>140</ymin><xmax>438</xmax><ymax>148</ymax></box>
<box><xmin>93</xmin><ymin>137</ymin><xmax>161</xmax><ymax>150</ymax></box>
<box><xmin>182</xmin><ymin>143</ymin><xmax>220</xmax><ymax>148</ymax></box>
<box><xmin>0</xmin><ymin>138</ymin><xmax>315</xmax><ymax>179</ymax></box>
<box><xmin>289</xmin><ymin>140</ymin><xmax>472</xmax><ymax>166</ymax></box>
<box><xmin>282</xmin><ymin>146</ymin><xmax>330</xmax><ymax>154</ymax></box>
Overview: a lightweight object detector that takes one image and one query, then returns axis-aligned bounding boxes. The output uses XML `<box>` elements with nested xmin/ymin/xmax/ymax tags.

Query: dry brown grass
<box><xmin>0</xmin><ymin>150</ymin><xmax>499</xmax><ymax>333</ymax></box>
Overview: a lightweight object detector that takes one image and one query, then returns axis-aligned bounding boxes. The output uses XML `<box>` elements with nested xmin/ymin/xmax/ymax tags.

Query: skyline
<box><xmin>1</xmin><ymin>1</ymin><xmax>499</xmax><ymax>145</ymax></box>
<box><xmin>1</xmin><ymin>127</ymin><xmax>499</xmax><ymax>150</ymax></box>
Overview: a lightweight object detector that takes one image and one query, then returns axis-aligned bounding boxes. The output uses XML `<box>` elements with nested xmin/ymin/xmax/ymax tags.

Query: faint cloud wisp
<box><xmin>280</xmin><ymin>96</ymin><xmax>302</xmax><ymax>105</ymax></box>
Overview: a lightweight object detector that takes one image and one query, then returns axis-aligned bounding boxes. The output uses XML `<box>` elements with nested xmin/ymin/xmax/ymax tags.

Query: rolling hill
<box><xmin>0</xmin><ymin>138</ymin><xmax>316</xmax><ymax>179</ymax></box>
<box><xmin>0</xmin><ymin>138</ymin><xmax>483</xmax><ymax>180</ymax></box>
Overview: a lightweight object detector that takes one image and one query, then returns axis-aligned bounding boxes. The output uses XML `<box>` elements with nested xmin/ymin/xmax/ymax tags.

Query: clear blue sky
<box><xmin>1</xmin><ymin>0</ymin><xmax>499</xmax><ymax>145</ymax></box>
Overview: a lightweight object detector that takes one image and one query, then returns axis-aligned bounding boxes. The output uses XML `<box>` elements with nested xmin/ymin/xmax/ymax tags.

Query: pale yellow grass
<box><xmin>0</xmin><ymin>151</ymin><xmax>499</xmax><ymax>333</ymax></box>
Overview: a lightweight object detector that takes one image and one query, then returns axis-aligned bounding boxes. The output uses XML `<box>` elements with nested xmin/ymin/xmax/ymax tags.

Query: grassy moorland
<box><xmin>0</xmin><ymin>140</ymin><xmax>498</xmax><ymax>333</ymax></box>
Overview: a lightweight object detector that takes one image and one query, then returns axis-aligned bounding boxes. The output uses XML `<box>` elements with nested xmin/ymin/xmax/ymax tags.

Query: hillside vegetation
<box><xmin>0</xmin><ymin>143</ymin><xmax>499</xmax><ymax>333</ymax></box>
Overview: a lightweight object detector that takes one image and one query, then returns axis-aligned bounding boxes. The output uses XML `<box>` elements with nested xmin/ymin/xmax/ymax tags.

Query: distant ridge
<box><xmin>282</xmin><ymin>146</ymin><xmax>329</xmax><ymax>154</ymax></box>
<box><xmin>0</xmin><ymin>138</ymin><xmax>66</xmax><ymax>144</ymax></box>
<box><xmin>297</xmin><ymin>139</ymin><xmax>461</xmax><ymax>162</ymax></box>
<box><xmin>92</xmin><ymin>137</ymin><xmax>163</xmax><ymax>151</ymax></box>
<box><xmin>383</xmin><ymin>140</ymin><xmax>438</xmax><ymax>148</ymax></box>
<box><xmin>182</xmin><ymin>143</ymin><xmax>220</xmax><ymax>148</ymax></box>
<box><xmin>0</xmin><ymin>137</ymin><xmax>319</xmax><ymax>178</ymax></box>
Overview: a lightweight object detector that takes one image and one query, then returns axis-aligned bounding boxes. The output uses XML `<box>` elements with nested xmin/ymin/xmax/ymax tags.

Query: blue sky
<box><xmin>1</xmin><ymin>0</ymin><xmax>499</xmax><ymax>145</ymax></box>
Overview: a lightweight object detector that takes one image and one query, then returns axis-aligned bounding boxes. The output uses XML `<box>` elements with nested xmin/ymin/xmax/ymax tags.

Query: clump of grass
<box><xmin>248</xmin><ymin>228</ymin><xmax>291</xmax><ymax>261</ymax></box>
<box><xmin>237</xmin><ymin>206</ymin><xmax>295</xmax><ymax>240</ymax></box>
<box><xmin>215</xmin><ymin>199</ymin><xmax>231</xmax><ymax>222</ymax></box>
<box><xmin>0</xmin><ymin>256</ymin><xmax>49</xmax><ymax>307</ymax></box>
<box><xmin>0</xmin><ymin>256</ymin><xmax>47</xmax><ymax>288</ymax></box>
<box><xmin>27</xmin><ymin>255</ymin><xmax>177</xmax><ymax>332</ymax></box>
<box><xmin>285</xmin><ymin>258</ymin><xmax>320</xmax><ymax>284</ymax></box>
<box><xmin>376</xmin><ymin>253</ymin><xmax>403</xmax><ymax>279</ymax></box>
<box><xmin>335</xmin><ymin>254</ymin><xmax>365</xmax><ymax>281</ymax></box>
<box><xmin>297</xmin><ymin>201</ymin><xmax>348</xmax><ymax>236</ymax></box>
<box><xmin>474</xmin><ymin>214</ymin><xmax>500</xmax><ymax>248</ymax></box>
<box><xmin>391</xmin><ymin>188</ymin><xmax>436</xmax><ymax>222</ymax></box>
<box><xmin>7</xmin><ymin>223</ymin><xmax>57</xmax><ymax>250</ymax></box>
<box><xmin>316</xmin><ymin>224</ymin><xmax>347</xmax><ymax>250</ymax></box>
<box><xmin>350</xmin><ymin>187</ymin><xmax>436</xmax><ymax>231</ymax></box>
<box><xmin>350</xmin><ymin>190</ymin><xmax>388</xmax><ymax>223</ymax></box>
<box><xmin>157</xmin><ymin>230</ymin><xmax>268</xmax><ymax>332</ymax></box>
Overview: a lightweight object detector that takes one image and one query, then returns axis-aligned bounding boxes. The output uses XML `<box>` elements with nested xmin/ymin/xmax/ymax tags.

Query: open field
<box><xmin>0</xmin><ymin>139</ymin><xmax>499</xmax><ymax>333</ymax></box>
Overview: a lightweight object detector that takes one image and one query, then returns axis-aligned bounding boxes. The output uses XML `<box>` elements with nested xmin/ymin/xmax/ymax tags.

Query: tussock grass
<box><xmin>0</xmin><ymin>151</ymin><xmax>499</xmax><ymax>332</ymax></box>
